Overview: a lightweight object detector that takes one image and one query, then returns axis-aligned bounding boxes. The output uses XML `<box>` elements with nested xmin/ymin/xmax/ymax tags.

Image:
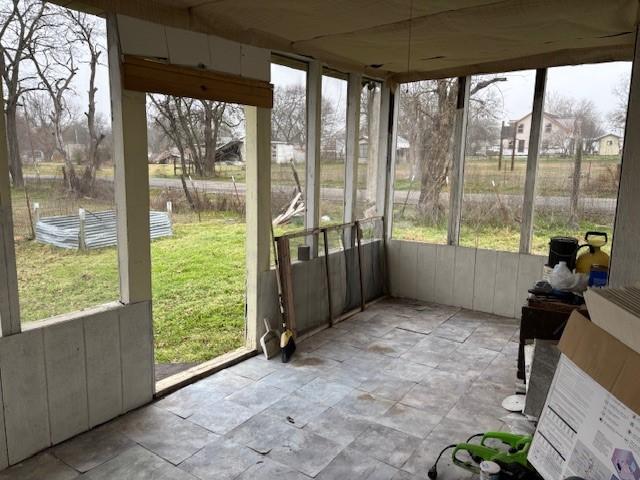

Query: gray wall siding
<box><xmin>388</xmin><ymin>240</ymin><xmax>545</xmax><ymax>319</ymax></box>
<box><xmin>0</xmin><ymin>301</ymin><xmax>153</xmax><ymax>467</ymax></box>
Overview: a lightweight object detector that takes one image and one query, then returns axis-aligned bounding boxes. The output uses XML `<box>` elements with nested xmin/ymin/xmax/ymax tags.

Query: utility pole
<box><xmin>511</xmin><ymin>121</ymin><xmax>517</xmax><ymax>171</ymax></box>
<box><xmin>498</xmin><ymin>120</ymin><xmax>504</xmax><ymax>170</ymax></box>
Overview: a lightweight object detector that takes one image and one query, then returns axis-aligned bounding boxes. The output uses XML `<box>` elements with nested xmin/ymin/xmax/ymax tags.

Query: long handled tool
<box><xmin>259</xmin><ymin>318</ymin><xmax>280</xmax><ymax>359</ymax></box>
<box><xmin>270</xmin><ymin>223</ymin><xmax>296</xmax><ymax>362</ymax></box>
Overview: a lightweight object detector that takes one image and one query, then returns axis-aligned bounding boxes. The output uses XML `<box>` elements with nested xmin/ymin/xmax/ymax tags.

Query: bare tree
<box><xmin>148</xmin><ymin>94</ymin><xmax>197</xmax><ymax>210</ymax></box>
<box><xmin>66</xmin><ymin>9</ymin><xmax>106</xmax><ymax>195</ymax></box>
<box><xmin>0</xmin><ymin>0</ymin><xmax>50</xmax><ymax>186</ymax></box>
<box><xmin>398</xmin><ymin>76</ymin><xmax>505</xmax><ymax>220</ymax></box>
<box><xmin>23</xmin><ymin>90</ymin><xmax>55</xmax><ymax>161</ymax></box>
<box><xmin>609</xmin><ymin>73</ymin><xmax>630</xmax><ymax>135</ymax></box>
<box><xmin>30</xmin><ymin>33</ymin><xmax>78</xmax><ymax>190</ymax></box>
<box><xmin>272</xmin><ymin>84</ymin><xmax>306</xmax><ymax>146</ymax></box>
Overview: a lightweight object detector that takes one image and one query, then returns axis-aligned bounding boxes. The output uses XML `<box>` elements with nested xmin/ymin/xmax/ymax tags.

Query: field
<box><xmin>11</xmin><ymin>152</ymin><xmax>620</xmax><ymax>365</ymax></box>
<box><xmin>12</xmin><ymin>182</ymin><xmax>246</xmax><ymax>364</ymax></box>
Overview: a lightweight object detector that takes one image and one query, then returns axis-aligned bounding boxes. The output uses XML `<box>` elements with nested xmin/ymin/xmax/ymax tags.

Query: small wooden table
<box><xmin>518</xmin><ymin>297</ymin><xmax>586</xmax><ymax>380</ymax></box>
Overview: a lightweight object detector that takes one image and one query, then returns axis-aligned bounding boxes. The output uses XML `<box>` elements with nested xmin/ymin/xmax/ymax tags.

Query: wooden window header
<box><xmin>122</xmin><ymin>55</ymin><xmax>273</xmax><ymax>108</ymax></box>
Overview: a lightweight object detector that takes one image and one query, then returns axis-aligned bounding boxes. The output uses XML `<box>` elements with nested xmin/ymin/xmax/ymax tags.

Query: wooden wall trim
<box><xmin>122</xmin><ymin>55</ymin><xmax>273</xmax><ymax>108</ymax></box>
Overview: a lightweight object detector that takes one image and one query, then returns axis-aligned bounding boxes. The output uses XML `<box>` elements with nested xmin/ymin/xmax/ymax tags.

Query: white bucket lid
<box><xmin>480</xmin><ymin>460</ymin><xmax>501</xmax><ymax>474</ymax></box>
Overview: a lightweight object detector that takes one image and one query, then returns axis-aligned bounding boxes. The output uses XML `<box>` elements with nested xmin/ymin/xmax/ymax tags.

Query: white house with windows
<box><xmin>594</xmin><ymin>133</ymin><xmax>622</xmax><ymax>155</ymax></box>
<box><xmin>501</xmin><ymin>112</ymin><xmax>574</xmax><ymax>156</ymax></box>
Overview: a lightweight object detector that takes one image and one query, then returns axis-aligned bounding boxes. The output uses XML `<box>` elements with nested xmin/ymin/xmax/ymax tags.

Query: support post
<box><xmin>344</xmin><ymin>73</ymin><xmax>362</xmax><ymax>224</ymax></box>
<box><xmin>108</xmin><ymin>14</ymin><xmax>152</xmax><ymax>304</ymax></box>
<box><xmin>245</xmin><ymin>106</ymin><xmax>271</xmax><ymax>349</ymax></box>
<box><xmin>0</xmin><ymin>81</ymin><xmax>21</xmax><ymax>336</ymax></box>
<box><xmin>447</xmin><ymin>76</ymin><xmax>470</xmax><ymax>245</ymax></box>
<box><xmin>610</xmin><ymin>26</ymin><xmax>640</xmax><ymax>286</ymax></box>
<box><xmin>78</xmin><ymin>208</ymin><xmax>87</xmax><ymax>251</ymax></box>
<box><xmin>384</xmin><ymin>89</ymin><xmax>399</xmax><ymax>240</ymax></box>
<box><xmin>520</xmin><ymin>68</ymin><xmax>547</xmax><ymax>254</ymax></box>
<box><xmin>305</xmin><ymin>61</ymin><xmax>322</xmax><ymax>256</ymax></box>
<box><xmin>376</xmin><ymin>83</ymin><xmax>391</xmax><ymax>216</ymax></box>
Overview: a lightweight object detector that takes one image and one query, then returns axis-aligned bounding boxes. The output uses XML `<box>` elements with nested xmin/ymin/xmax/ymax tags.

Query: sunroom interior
<box><xmin>0</xmin><ymin>0</ymin><xmax>639</xmax><ymax>478</ymax></box>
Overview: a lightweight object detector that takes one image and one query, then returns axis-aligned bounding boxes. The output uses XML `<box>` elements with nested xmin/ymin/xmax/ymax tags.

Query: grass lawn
<box><xmin>392</xmin><ymin>217</ymin><xmax>613</xmax><ymax>255</ymax></box>
<box><xmin>17</xmin><ymin>212</ymin><xmax>246</xmax><ymax>364</ymax></box>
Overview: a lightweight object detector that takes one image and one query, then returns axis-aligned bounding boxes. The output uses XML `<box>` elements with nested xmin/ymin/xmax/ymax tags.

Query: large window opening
<box><xmin>270</xmin><ymin>61</ymin><xmax>307</xmax><ymax>264</ymax></box>
<box><xmin>319</xmin><ymin>71</ymin><xmax>347</xmax><ymax>225</ymax></box>
<box><xmin>356</xmin><ymin>80</ymin><xmax>382</xmax><ymax>219</ymax></box>
<box><xmin>531</xmin><ymin>63</ymin><xmax>631</xmax><ymax>255</ymax></box>
<box><xmin>1</xmin><ymin>3</ymin><xmax>119</xmax><ymax>323</ymax></box>
<box><xmin>392</xmin><ymin>79</ymin><xmax>458</xmax><ymax>243</ymax></box>
<box><xmin>460</xmin><ymin>70</ymin><xmax>536</xmax><ymax>252</ymax></box>
<box><xmin>146</xmin><ymin>94</ymin><xmax>246</xmax><ymax>380</ymax></box>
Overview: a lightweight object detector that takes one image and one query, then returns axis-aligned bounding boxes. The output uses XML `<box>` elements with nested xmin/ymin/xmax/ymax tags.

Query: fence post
<box><xmin>78</xmin><ymin>208</ymin><xmax>87</xmax><ymax>251</ymax></box>
<box><xmin>33</xmin><ymin>202</ymin><xmax>40</xmax><ymax>222</ymax></box>
<box><xmin>166</xmin><ymin>201</ymin><xmax>173</xmax><ymax>225</ymax></box>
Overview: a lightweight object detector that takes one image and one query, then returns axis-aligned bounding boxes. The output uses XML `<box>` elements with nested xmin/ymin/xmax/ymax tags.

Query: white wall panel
<box><xmin>240</xmin><ymin>45</ymin><xmax>270</xmax><ymax>81</ymax></box>
<box><xmin>84</xmin><ymin>309</ymin><xmax>123</xmax><ymax>428</ymax></box>
<box><xmin>210</xmin><ymin>36</ymin><xmax>242</xmax><ymax>76</ymax></box>
<box><xmin>398</xmin><ymin>241</ymin><xmax>418</xmax><ymax>299</ymax></box>
<box><xmin>416</xmin><ymin>243</ymin><xmax>437</xmax><ymax>303</ymax></box>
<box><xmin>165</xmin><ymin>26</ymin><xmax>210</xmax><ymax>68</ymax></box>
<box><xmin>453</xmin><ymin>247</ymin><xmax>476</xmax><ymax>309</ymax></box>
<box><xmin>434</xmin><ymin>245</ymin><xmax>456</xmax><ymax>305</ymax></box>
<box><xmin>0</xmin><ymin>329</ymin><xmax>50</xmax><ymax>464</ymax></box>
<box><xmin>117</xmin><ymin>15</ymin><xmax>168</xmax><ymax>59</ymax></box>
<box><xmin>43</xmin><ymin>320</ymin><xmax>89</xmax><ymax>444</ymax></box>
<box><xmin>119</xmin><ymin>302</ymin><xmax>154</xmax><ymax>412</ymax></box>
<box><xmin>515</xmin><ymin>254</ymin><xmax>545</xmax><ymax>319</ymax></box>
<box><xmin>473</xmin><ymin>249</ymin><xmax>497</xmax><ymax>313</ymax></box>
<box><xmin>493</xmin><ymin>252</ymin><xmax>520</xmax><ymax>317</ymax></box>
<box><xmin>387</xmin><ymin>240</ymin><xmax>401</xmax><ymax>297</ymax></box>
<box><xmin>390</xmin><ymin>240</ymin><xmax>546</xmax><ymax>318</ymax></box>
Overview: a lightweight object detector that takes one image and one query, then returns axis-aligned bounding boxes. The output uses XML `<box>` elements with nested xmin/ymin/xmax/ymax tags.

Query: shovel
<box><xmin>260</xmin><ymin>318</ymin><xmax>280</xmax><ymax>360</ymax></box>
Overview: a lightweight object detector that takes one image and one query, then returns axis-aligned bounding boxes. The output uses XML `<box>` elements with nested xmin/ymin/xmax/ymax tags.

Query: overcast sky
<box><xmin>85</xmin><ymin>60</ymin><xmax>631</xmax><ymax>135</ymax></box>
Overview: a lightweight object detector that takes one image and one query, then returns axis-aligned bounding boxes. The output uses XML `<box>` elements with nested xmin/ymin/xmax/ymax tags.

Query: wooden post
<box><xmin>322</xmin><ymin>228</ymin><xmax>333</xmax><ymax>326</ymax></box>
<box><xmin>275</xmin><ymin>236</ymin><xmax>296</xmax><ymax>334</ymax></box>
<box><xmin>384</xmin><ymin>89</ymin><xmax>399</xmax><ymax>240</ymax></box>
<box><xmin>376</xmin><ymin>83</ymin><xmax>392</xmax><ymax>216</ymax></box>
<box><xmin>107</xmin><ymin>14</ymin><xmax>152</xmax><ymax>304</ymax></box>
<box><xmin>0</xmin><ymin>80</ymin><xmax>21</xmax><ymax>335</ymax></box>
<box><xmin>166</xmin><ymin>201</ymin><xmax>172</xmax><ymax>225</ymax></box>
<box><xmin>511</xmin><ymin>123</ymin><xmax>517</xmax><ymax>171</ymax></box>
<box><xmin>305</xmin><ymin>61</ymin><xmax>322</xmax><ymax>256</ymax></box>
<box><xmin>520</xmin><ymin>68</ymin><xmax>547</xmax><ymax>254</ymax></box>
<box><xmin>78</xmin><ymin>208</ymin><xmax>87</xmax><ymax>251</ymax></box>
<box><xmin>355</xmin><ymin>221</ymin><xmax>365</xmax><ymax>311</ymax></box>
<box><xmin>498</xmin><ymin>121</ymin><xmax>504</xmax><ymax>170</ymax></box>
<box><xmin>244</xmin><ymin>105</ymin><xmax>271</xmax><ymax>349</ymax></box>
<box><xmin>447</xmin><ymin>76</ymin><xmax>470</xmax><ymax>245</ymax></box>
<box><xmin>344</xmin><ymin>73</ymin><xmax>362</xmax><ymax>225</ymax></box>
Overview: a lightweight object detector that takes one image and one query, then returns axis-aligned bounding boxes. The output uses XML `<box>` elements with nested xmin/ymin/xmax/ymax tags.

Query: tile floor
<box><xmin>0</xmin><ymin>298</ymin><xmax>535</xmax><ymax>480</ymax></box>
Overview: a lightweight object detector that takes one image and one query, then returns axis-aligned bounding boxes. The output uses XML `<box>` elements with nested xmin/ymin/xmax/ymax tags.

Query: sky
<box><xmin>85</xmin><ymin>56</ymin><xmax>631</xmax><ymax>136</ymax></box>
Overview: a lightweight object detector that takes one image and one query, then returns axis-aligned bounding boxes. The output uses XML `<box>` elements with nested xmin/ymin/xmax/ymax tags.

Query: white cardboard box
<box><xmin>529</xmin><ymin>311</ymin><xmax>640</xmax><ymax>480</ymax></box>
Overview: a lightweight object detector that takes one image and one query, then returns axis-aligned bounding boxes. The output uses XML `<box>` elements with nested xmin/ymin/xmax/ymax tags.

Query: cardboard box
<box><xmin>529</xmin><ymin>311</ymin><xmax>640</xmax><ymax>480</ymax></box>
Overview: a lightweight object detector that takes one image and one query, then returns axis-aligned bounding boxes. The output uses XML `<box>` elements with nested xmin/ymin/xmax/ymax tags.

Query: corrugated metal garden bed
<box><xmin>35</xmin><ymin>210</ymin><xmax>172</xmax><ymax>250</ymax></box>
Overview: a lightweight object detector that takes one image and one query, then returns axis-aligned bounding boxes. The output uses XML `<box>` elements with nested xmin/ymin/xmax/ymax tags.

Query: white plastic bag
<box><xmin>549</xmin><ymin>261</ymin><xmax>588</xmax><ymax>292</ymax></box>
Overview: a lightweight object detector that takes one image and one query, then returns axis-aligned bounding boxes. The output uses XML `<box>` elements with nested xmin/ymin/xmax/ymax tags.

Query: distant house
<box><xmin>594</xmin><ymin>133</ymin><xmax>621</xmax><ymax>156</ymax></box>
<box><xmin>500</xmin><ymin>112</ymin><xmax>574</xmax><ymax>156</ymax></box>
<box><xmin>271</xmin><ymin>141</ymin><xmax>305</xmax><ymax>164</ymax></box>
<box><xmin>359</xmin><ymin>135</ymin><xmax>410</xmax><ymax>162</ymax></box>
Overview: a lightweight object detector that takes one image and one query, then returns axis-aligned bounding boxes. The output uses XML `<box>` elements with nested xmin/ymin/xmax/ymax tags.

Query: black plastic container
<box><xmin>548</xmin><ymin>236</ymin><xmax>578</xmax><ymax>270</ymax></box>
